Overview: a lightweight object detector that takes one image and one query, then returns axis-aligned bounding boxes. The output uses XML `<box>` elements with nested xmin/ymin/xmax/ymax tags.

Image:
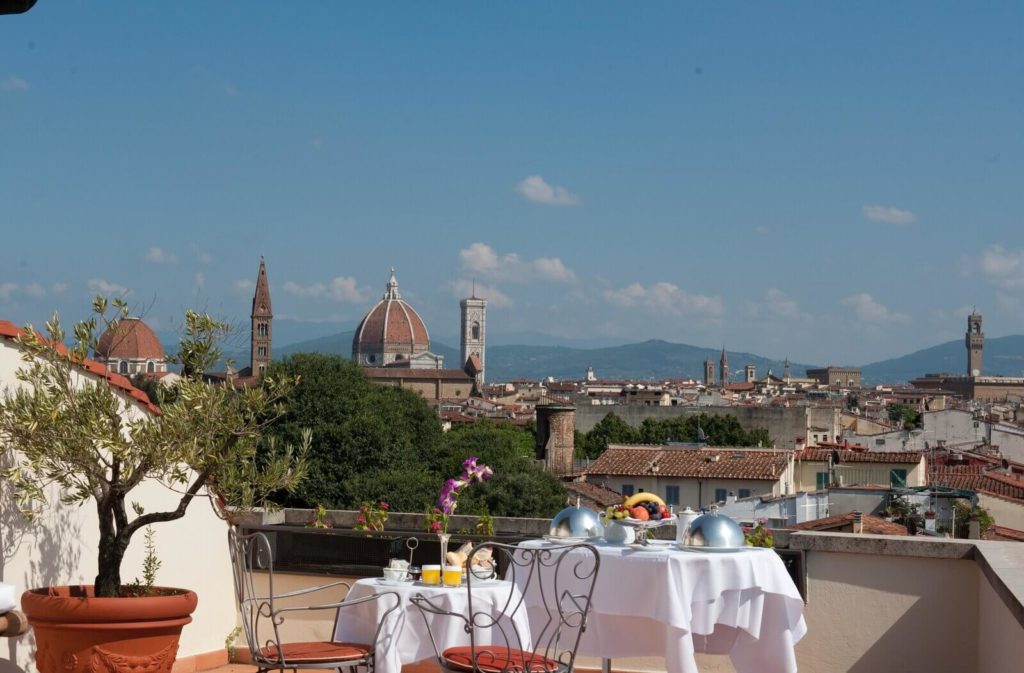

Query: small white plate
<box><xmin>541</xmin><ymin>535</ymin><xmax>600</xmax><ymax>543</ymax></box>
<box><xmin>467</xmin><ymin>578</ymin><xmax>506</xmax><ymax>587</ymax></box>
<box><xmin>628</xmin><ymin>543</ymin><xmax>669</xmax><ymax>551</ymax></box>
<box><xmin>376</xmin><ymin>578</ymin><xmax>414</xmax><ymax>586</ymax></box>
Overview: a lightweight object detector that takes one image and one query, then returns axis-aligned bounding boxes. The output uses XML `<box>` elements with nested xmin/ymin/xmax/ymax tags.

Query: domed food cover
<box><xmin>549</xmin><ymin>499</ymin><xmax>605</xmax><ymax>540</ymax></box>
<box><xmin>686</xmin><ymin>507</ymin><xmax>745</xmax><ymax>548</ymax></box>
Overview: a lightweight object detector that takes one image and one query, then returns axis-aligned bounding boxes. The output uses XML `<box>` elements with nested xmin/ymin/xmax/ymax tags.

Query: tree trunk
<box><xmin>95</xmin><ymin>498</ymin><xmax>127</xmax><ymax>597</ymax></box>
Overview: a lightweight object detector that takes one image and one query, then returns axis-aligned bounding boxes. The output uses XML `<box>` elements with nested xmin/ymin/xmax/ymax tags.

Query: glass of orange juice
<box><xmin>443</xmin><ymin>565</ymin><xmax>463</xmax><ymax>587</ymax></box>
<box><xmin>421</xmin><ymin>565</ymin><xmax>441</xmax><ymax>585</ymax></box>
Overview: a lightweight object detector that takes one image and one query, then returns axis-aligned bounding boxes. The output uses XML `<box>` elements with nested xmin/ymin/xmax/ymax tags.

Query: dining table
<box><xmin>516</xmin><ymin>538</ymin><xmax>806</xmax><ymax>673</ymax></box>
<box><xmin>333</xmin><ymin>576</ymin><xmax>531</xmax><ymax>673</ymax></box>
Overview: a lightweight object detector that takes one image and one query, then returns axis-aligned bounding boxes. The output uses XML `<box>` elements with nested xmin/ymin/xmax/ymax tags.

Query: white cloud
<box><xmin>841</xmin><ymin>293</ymin><xmax>910</xmax><ymax>324</ymax></box>
<box><xmin>744</xmin><ymin>288</ymin><xmax>804</xmax><ymax>321</ymax></box>
<box><xmin>51</xmin><ymin>282</ymin><xmax>68</xmax><ymax>295</ymax></box>
<box><xmin>862</xmin><ymin>205</ymin><xmax>917</xmax><ymax>225</ymax></box>
<box><xmin>459</xmin><ymin>243</ymin><xmax>576</xmax><ymax>284</ymax></box>
<box><xmin>516</xmin><ymin>175</ymin><xmax>582</xmax><ymax>206</ymax></box>
<box><xmin>0</xmin><ymin>76</ymin><xmax>28</xmax><ymax>92</ymax></box>
<box><xmin>87</xmin><ymin>278</ymin><xmax>131</xmax><ymax>296</ymax></box>
<box><xmin>144</xmin><ymin>246</ymin><xmax>178</xmax><ymax>264</ymax></box>
<box><xmin>977</xmin><ymin>245</ymin><xmax>1024</xmax><ymax>290</ymax></box>
<box><xmin>23</xmin><ymin>282</ymin><xmax>46</xmax><ymax>299</ymax></box>
<box><xmin>0</xmin><ymin>282</ymin><xmax>17</xmax><ymax>302</ymax></box>
<box><xmin>603</xmin><ymin>282</ymin><xmax>723</xmax><ymax>317</ymax></box>
<box><xmin>452</xmin><ymin>279</ymin><xmax>512</xmax><ymax>308</ymax></box>
<box><xmin>194</xmin><ymin>272</ymin><xmax>206</xmax><ymax>292</ymax></box>
<box><xmin>233</xmin><ymin>279</ymin><xmax>255</xmax><ymax>292</ymax></box>
<box><xmin>284</xmin><ymin>277</ymin><xmax>365</xmax><ymax>303</ymax></box>
<box><xmin>533</xmin><ymin>257</ymin><xmax>576</xmax><ymax>283</ymax></box>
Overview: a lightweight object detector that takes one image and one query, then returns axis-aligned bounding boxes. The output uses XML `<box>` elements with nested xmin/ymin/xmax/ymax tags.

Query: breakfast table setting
<box><xmin>516</xmin><ymin>497</ymin><xmax>807</xmax><ymax>673</ymax></box>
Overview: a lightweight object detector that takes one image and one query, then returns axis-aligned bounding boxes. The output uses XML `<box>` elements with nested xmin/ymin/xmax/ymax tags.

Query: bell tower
<box><xmin>719</xmin><ymin>346</ymin><xmax>729</xmax><ymax>385</ymax></box>
<box><xmin>703</xmin><ymin>359</ymin><xmax>715</xmax><ymax>386</ymax></box>
<box><xmin>251</xmin><ymin>257</ymin><xmax>272</xmax><ymax>378</ymax></box>
<box><xmin>966</xmin><ymin>310</ymin><xmax>984</xmax><ymax>377</ymax></box>
<box><xmin>460</xmin><ymin>285</ymin><xmax>487</xmax><ymax>385</ymax></box>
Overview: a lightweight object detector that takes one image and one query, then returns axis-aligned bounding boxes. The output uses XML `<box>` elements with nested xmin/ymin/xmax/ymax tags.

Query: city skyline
<box><xmin>2</xmin><ymin>3</ymin><xmax>1023</xmax><ymax>363</ymax></box>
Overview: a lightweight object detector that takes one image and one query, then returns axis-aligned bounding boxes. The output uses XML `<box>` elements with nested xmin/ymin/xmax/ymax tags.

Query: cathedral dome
<box><xmin>352</xmin><ymin>269</ymin><xmax>431</xmax><ymax>366</ymax></box>
<box><xmin>95</xmin><ymin>317</ymin><xmax>168</xmax><ymax>376</ymax></box>
<box><xmin>96</xmin><ymin>317</ymin><xmax>165</xmax><ymax>361</ymax></box>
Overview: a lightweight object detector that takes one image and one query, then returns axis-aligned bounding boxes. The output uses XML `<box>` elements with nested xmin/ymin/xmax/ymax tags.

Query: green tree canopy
<box><xmin>578</xmin><ymin>411</ymin><xmax>772</xmax><ymax>459</ymax></box>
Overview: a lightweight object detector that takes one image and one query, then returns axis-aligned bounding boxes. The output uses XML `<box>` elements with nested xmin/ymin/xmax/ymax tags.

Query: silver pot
<box><xmin>549</xmin><ymin>502</ymin><xmax>605</xmax><ymax>539</ymax></box>
<box><xmin>687</xmin><ymin>509</ymin><xmax>745</xmax><ymax>548</ymax></box>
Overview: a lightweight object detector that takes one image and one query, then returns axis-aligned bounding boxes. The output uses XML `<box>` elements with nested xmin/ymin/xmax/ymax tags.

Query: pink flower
<box><xmin>380</xmin><ymin>502</ymin><xmax>389</xmax><ymax>510</ymax></box>
<box><xmin>357</xmin><ymin>515</ymin><xmax>366</xmax><ymax>523</ymax></box>
<box><xmin>430</xmin><ymin>520</ymin><xmax>442</xmax><ymax>533</ymax></box>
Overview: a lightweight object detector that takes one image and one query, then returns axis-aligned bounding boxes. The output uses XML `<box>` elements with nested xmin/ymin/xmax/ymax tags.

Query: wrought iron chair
<box><xmin>228</xmin><ymin>528</ymin><xmax>401</xmax><ymax>673</ymax></box>
<box><xmin>410</xmin><ymin>542</ymin><xmax>600</xmax><ymax>673</ymax></box>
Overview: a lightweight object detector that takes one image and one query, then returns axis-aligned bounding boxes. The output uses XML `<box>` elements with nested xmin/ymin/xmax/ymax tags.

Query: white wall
<box><xmin>0</xmin><ymin>339</ymin><xmax>236</xmax><ymax>672</ymax></box>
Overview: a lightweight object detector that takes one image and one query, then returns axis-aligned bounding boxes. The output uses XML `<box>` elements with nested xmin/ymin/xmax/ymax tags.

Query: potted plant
<box><xmin>0</xmin><ymin>298</ymin><xmax>310</xmax><ymax>673</ymax></box>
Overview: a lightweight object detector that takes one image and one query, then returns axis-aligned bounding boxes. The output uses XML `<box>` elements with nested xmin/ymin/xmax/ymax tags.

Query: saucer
<box><xmin>376</xmin><ymin>578</ymin><xmax>413</xmax><ymax>586</ymax></box>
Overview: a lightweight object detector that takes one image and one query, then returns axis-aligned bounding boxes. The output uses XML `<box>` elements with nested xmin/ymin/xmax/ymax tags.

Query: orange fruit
<box><xmin>630</xmin><ymin>506</ymin><xmax>650</xmax><ymax>521</ymax></box>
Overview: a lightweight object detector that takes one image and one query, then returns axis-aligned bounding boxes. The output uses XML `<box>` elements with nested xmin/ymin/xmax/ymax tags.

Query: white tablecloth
<box><xmin>334</xmin><ymin>578</ymin><xmax>532</xmax><ymax>673</ymax></box>
<box><xmin>517</xmin><ymin>540</ymin><xmax>806</xmax><ymax>673</ymax></box>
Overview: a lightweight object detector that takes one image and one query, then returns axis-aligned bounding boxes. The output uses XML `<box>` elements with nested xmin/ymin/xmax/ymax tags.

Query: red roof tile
<box><xmin>796</xmin><ymin>449</ymin><xmax>925</xmax><ymax>464</ymax></box>
<box><xmin>586</xmin><ymin>445</ymin><xmax>789</xmax><ymax>481</ymax></box>
<box><xmin>95</xmin><ymin>318</ymin><xmax>165</xmax><ymax>361</ymax></box>
<box><xmin>788</xmin><ymin>512</ymin><xmax>908</xmax><ymax>536</ymax></box>
<box><xmin>930</xmin><ymin>468</ymin><xmax>1024</xmax><ymax>503</ymax></box>
<box><xmin>0</xmin><ymin>320</ymin><xmax>160</xmax><ymax>415</ymax></box>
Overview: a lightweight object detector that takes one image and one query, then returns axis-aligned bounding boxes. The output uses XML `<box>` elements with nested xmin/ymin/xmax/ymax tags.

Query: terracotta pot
<box><xmin>21</xmin><ymin>586</ymin><xmax>198</xmax><ymax>673</ymax></box>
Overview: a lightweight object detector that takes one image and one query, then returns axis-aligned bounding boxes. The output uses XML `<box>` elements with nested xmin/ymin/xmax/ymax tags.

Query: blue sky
<box><xmin>1</xmin><ymin>3</ymin><xmax>1022</xmax><ymax>365</ymax></box>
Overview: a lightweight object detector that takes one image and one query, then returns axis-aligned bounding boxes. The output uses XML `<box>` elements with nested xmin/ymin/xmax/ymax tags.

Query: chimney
<box><xmin>968</xmin><ymin>514</ymin><xmax>981</xmax><ymax>540</ymax></box>
<box><xmin>852</xmin><ymin>510</ymin><xmax>864</xmax><ymax>534</ymax></box>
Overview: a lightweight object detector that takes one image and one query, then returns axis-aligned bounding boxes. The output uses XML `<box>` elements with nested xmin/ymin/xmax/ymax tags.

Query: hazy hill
<box><xmin>861</xmin><ymin>335</ymin><xmax>1024</xmax><ymax>384</ymax></box>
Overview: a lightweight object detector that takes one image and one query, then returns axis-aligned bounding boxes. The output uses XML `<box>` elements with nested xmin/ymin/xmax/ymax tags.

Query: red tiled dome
<box><xmin>95</xmin><ymin>318</ymin><xmax>165</xmax><ymax>361</ymax></box>
<box><xmin>352</xmin><ymin>269</ymin><xmax>430</xmax><ymax>362</ymax></box>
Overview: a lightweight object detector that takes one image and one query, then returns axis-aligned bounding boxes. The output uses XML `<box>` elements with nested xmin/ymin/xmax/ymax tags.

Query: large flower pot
<box><xmin>21</xmin><ymin>586</ymin><xmax>198</xmax><ymax>673</ymax></box>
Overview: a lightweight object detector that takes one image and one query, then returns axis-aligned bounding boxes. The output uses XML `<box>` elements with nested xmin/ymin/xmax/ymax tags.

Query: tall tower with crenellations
<box><xmin>704</xmin><ymin>359</ymin><xmax>715</xmax><ymax>386</ymax></box>
<box><xmin>460</xmin><ymin>287</ymin><xmax>487</xmax><ymax>385</ymax></box>
<box><xmin>966</xmin><ymin>310</ymin><xmax>984</xmax><ymax>377</ymax></box>
<box><xmin>250</xmin><ymin>257</ymin><xmax>273</xmax><ymax>378</ymax></box>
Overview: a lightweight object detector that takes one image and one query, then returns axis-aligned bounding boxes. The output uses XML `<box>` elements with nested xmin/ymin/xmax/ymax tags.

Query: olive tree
<box><xmin>0</xmin><ymin>298</ymin><xmax>310</xmax><ymax>597</ymax></box>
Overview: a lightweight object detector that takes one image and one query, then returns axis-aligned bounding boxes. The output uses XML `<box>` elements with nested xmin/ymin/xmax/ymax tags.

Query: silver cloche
<box><xmin>687</xmin><ymin>507</ymin><xmax>745</xmax><ymax>548</ymax></box>
<box><xmin>549</xmin><ymin>499</ymin><xmax>605</xmax><ymax>539</ymax></box>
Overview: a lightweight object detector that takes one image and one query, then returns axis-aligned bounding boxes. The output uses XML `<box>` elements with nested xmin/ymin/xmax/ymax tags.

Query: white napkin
<box><xmin>0</xmin><ymin>583</ymin><xmax>16</xmax><ymax>614</ymax></box>
<box><xmin>388</xmin><ymin>559</ymin><xmax>410</xmax><ymax>571</ymax></box>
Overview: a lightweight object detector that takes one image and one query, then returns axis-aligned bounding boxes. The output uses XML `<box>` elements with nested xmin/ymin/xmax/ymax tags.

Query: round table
<box><xmin>334</xmin><ymin>577</ymin><xmax>531</xmax><ymax>673</ymax></box>
<box><xmin>516</xmin><ymin>539</ymin><xmax>806</xmax><ymax>673</ymax></box>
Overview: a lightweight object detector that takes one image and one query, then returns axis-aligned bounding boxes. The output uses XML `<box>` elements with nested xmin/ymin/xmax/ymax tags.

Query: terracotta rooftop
<box><xmin>0</xmin><ymin>320</ymin><xmax>160</xmax><ymax>415</ymax></box>
<box><xmin>930</xmin><ymin>467</ymin><xmax>1024</xmax><ymax>503</ymax></box>
<box><xmin>796</xmin><ymin>449</ymin><xmax>925</xmax><ymax>464</ymax></box>
<box><xmin>562</xmin><ymin>480</ymin><xmax>623</xmax><ymax>510</ymax></box>
<box><xmin>95</xmin><ymin>317</ymin><xmax>166</xmax><ymax>361</ymax></box>
<box><xmin>787</xmin><ymin>512</ymin><xmax>908</xmax><ymax>536</ymax></box>
<box><xmin>586</xmin><ymin>445</ymin><xmax>789</xmax><ymax>481</ymax></box>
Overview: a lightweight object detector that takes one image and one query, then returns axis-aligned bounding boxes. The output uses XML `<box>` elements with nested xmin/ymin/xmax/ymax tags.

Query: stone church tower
<box><xmin>460</xmin><ymin>290</ymin><xmax>487</xmax><ymax>384</ymax></box>
<box><xmin>719</xmin><ymin>347</ymin><xmax>729</xmax><ymax>385</ymax></box>
<box><xmin>966</xmin><ymin>310</ymin><xmax>984</xmax><ymax>377</ymax></box>
<box><xmin>703</xmin><ymin>358</ymin><xmax>715</xmax><ymax>386</ymax></box>
<box><xmin>250</xmin><ymin>257</ymin><xmax>272</xmax><ymax>378</ymax></box>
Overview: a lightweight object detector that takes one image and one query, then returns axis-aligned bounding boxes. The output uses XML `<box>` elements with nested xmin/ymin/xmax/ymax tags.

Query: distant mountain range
<box><xmin>187</xmin><ymin>320</ymin><xmax>1024</xmax><ymax>385</ymax></box>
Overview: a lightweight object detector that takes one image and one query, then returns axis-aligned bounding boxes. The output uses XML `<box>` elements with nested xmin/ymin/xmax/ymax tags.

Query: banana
<box><xmin>623</xmin><ymin>492</ymin><xmax>665</xmax><ymax>509</ymax></box>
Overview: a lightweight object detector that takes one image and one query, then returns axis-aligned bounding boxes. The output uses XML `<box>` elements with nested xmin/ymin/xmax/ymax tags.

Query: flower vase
<box><xmin>438</xmin><ymin>533</ymin><xmax>451</xmax><ymax>567</ymax></box>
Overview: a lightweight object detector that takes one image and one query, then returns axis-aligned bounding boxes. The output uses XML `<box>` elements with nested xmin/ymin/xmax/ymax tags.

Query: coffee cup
<box><xmin>382</xmin><ymin>567</ymin><xmax>408</xmax><ymax>582</ymax></box>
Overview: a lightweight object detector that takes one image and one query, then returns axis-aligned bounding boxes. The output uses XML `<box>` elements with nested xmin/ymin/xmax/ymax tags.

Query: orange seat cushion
<box><xmin>259</xmin><ymin>641</ymin><xmax>372</xmax><ymax>663</ymax></box>
<box><xmin>442</xmin><ymin>646</ymin><xmax>560</xmax><ymax>673</ymax></box>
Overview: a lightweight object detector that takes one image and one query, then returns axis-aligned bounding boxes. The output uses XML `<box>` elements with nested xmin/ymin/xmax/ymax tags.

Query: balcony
<box><xmin>4</xmin><ymin>508</ymin><xmax>1023</xmax><ymax>673</ymax></box>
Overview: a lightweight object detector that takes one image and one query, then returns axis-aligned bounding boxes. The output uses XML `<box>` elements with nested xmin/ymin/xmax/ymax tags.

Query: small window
<box><xmin>472</xmin><ymin>321</ymin><xmax>480</xmax><ymax>340</ymax></box>
<box><xmin>816</xmin><ymin>472</ymin><xmax>829</xmax><ymax>490</ymax></box>
<box><xmin>118</xmin><ymin>360</ymin><xmax>128</xmax><ymax>374</ymax></box>
<box><xmin>875</xmin><ymin>438</ymin><xmax>886</xmax><ymax>446</ymax></box>
<box><xmin>621</xmin><ymin>484</ymin><xmax>635</xmax><ymax>496</ymax></box>
<box><xmin>738</xmin><ymin>489</ymin><xmax>751</xmax><ymax>499</ymax></box>
<box><xmin>147</xmin><ymin>361</ymin><xmax>155</xmax><ymax>373</ymax></box>
<box><xmin>890</xmin><ymin>469</ymin><xmax>908</xmax><ymax>488</ymax></box>
<box><xmin>714</xmin><ymin>488</ymin><xmax>727</xmax><ymax>503</ymax></box>
<box><xmin>258</xmin><ymin>365</ymin><xmax>265</xmax><ymax>375</ymax></box>
<box><xmin>665</xmin><ymin>485</ymin><xmax>680</xmax><ymax>505</ymax></box>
